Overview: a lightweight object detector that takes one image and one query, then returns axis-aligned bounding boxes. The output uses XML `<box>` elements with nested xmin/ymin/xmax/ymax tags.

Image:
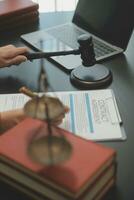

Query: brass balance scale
<box><xmin>20</xmin><ymin>44</ymin><xmax>72</xmax><ymax>166</ymax></box>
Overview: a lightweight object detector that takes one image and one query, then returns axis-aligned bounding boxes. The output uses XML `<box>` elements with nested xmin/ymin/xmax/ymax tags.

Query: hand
<box><xmin>0</xmin><ymin>45</ymin><xmax>29</xmax><ymax>68</ymax></box>
<box><xmin>51</xmin><ymin>105</ymin><xmax>70</xmax><ymax>126</ymax></box>
<box><xmin>19</xmin><ymin>86</ymin><xmax>70</xmax><ymax>126</ymax></box>
<box><xmin>0</xmin><ymin>109</ymin><xmax>26</xmax><ymax>132</ymax></box>
<box><xmin>0</xmin><ymin>106</ymin><xmax>69</xmax><ymax>133</ymax></box>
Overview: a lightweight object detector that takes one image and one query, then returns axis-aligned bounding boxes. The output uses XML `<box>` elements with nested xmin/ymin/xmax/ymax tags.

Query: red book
<box><xmin>0</xmin><ymin>11</ymin><xmax>39</xmax><ymax>26</ymax></box>
<box><xmin>0</xmin><ymin>118</ymin><xmax>116</xmax><ymax>200</ymax></box>
<box><xmin>0</xmin><ymin>0</ymin><xmax>39</xmax><ymax>20</ymax></box>
<box><xmin>0</xmin><ymin>11</ymin><xmax>39</xmax><ymax>31</ymax></box>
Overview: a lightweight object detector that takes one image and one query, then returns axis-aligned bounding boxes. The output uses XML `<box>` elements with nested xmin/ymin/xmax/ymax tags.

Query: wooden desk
<box><xmin>0</xmin><ymin>11</ymin><xmax>134</xmax><ymax>200</ymax></box>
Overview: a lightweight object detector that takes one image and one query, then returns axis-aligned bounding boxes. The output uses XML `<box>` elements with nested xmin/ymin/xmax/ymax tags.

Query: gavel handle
<box><xmin>25</xmin><ymin>49</ymin><xmax>80</xmax><ymax>60</ymax></box>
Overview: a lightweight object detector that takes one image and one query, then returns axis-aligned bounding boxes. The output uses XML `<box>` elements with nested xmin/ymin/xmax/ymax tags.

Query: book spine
<box><xmin>0</xmin><ymin>12</ymin><xmax>39</xmax><ymax>31</ymax></box>
<box><xmin>0</xmin><ymin>159</ymin><xmax>116</xmax><ymax>200</ymax></box>
<box><xmin>0</xmin><ymin>163</ymin><xmax>116</xmax><ymax>200</ymax></box>
<box><xmin>93</xmin><ymin>178</ymin><xmax>116</xmax><ymax>200</ymax></box>
<box><xmin>0</xmin><ymin>4</ymin><xmax>39</xmax><ymax>20</ymax></box>
<box><xmin>0</xmin><ymin>174</ymin><xmax>46</xmax><ymax>200</ymax></box>
<box><xmin>0</xmin><ymin>11</ymin><xmax>39</xmax><ymax>27</ymax></box>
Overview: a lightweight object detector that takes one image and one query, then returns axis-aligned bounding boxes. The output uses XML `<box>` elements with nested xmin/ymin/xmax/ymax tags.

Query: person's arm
<box><xmin>0</xmin><ymin>45</ymin><xmax>29</xmax><ymax>68</ymax></box>
<box><xmin>0</xmin><ymin>106</ymin><xmax>69</xmax><ymax>133</ymax></box>
<box><xmin>0</xmin><ymin>109</ymin><xmax>25</xmax><ymax>133</ymax></box>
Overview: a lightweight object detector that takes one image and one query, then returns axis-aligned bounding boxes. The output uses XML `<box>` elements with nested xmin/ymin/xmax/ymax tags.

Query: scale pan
<box><xmin>28</xmin><ymin>135</ymin><xmax>72</xmax><ymax>165</ymax></box>
<box><xmin>24</xmin><ymin>95</ymin><xmax>65</xmax><ymax>121</ymax></box>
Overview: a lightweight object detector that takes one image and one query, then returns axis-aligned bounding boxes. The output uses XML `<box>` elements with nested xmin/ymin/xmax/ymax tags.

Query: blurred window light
<box><xmin>33</xmin><ymin>0</ymin><xmax>78</xmax><ymax>13</ymax></box>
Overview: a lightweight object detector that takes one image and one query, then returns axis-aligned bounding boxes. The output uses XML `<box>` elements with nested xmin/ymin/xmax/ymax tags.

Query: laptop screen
<box><xmin>73</xmin><ymin>0</ymin><xmax>134</xmax><ymax>49</ymax></box>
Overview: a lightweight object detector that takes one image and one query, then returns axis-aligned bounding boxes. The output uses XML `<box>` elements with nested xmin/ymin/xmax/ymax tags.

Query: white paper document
<box><xmin>0</xmin><ymin>89</ymin><xmax>126</xmax><ymax>141</ymax></box>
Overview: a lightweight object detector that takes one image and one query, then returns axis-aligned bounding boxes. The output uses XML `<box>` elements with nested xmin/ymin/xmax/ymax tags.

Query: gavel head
<box><xmin>77</xmin><ymin>34</ymin><xmax>96</xmax><ymax>66</ymax></box>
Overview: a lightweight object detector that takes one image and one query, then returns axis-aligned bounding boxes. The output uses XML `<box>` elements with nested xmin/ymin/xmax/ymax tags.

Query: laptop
<box><xmin>21</xmin><ymin>0</ymin><xmax>134</xmax><ymax>71</ymax></box>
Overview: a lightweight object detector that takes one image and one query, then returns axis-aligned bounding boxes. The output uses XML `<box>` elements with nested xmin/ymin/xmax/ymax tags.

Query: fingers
<box><xmin>7</xmin><ymin>55</ymin><xmax>27</xmax><ymax>66</ymax></box>
<box><xmin>0</xmin><ymin>44</ymin><xmax>29</xmax><ymax>68</ymax></box>
<box><xmin>0</xmin><ymin>109</ymin><xmax>26</xmax><ymax>132</ymax></box>
<box><xmin>51</xmin><ymin>106</ymin><xmax>70</xmax><ymax>126</ymax></box>
<box><xmin>8</xmin><ymin>46</ymin><xmax>29</xmax><ymax>60</ymax></box>
<box><xmin>51</xmin><ymin>119</ymin><xmax>63</xmax><ymax>126</ymax></box>
<box><xmin>64</xmin><ymin>105</ymin><xmax>70</xmax><ymax>113</ymax></box>
<box><xmin>51</xmin><ymin>116</ymin><xmax>64</xmax><ymax>125</ymax></box>
<box><xmin>11</xmin><ymin>47</ymin><xmax>29</xmax><ymax>57</ymax></box>
<box><xmin>6</xmin><ymin>46</ymin><xmax>29</xmax><ymax>66</ymax></box>
<box><xmin>2</xmin><ymin>45</ymin><xmax>29</xmax><ymax>58</ymax></box>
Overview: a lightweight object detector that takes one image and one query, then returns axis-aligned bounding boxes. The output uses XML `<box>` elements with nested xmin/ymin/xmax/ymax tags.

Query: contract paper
<box><xmin>0</xmin><ymin>89</ymin><xmax>126</xmax><ymax>141</ymax></box>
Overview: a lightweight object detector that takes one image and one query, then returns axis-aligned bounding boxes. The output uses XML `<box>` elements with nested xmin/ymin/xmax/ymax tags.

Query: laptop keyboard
<box><xmin>46</xmin><ymin>24</ymin><xmax>115</xmax><ymax>58</ymax></box>
<box><xmin>47</xmin><ymin>24</ymin><xmax>80</xmax><ymax>48</ymax></box>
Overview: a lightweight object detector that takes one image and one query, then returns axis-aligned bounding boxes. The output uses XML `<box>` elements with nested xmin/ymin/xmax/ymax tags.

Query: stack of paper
<box><xmin>0</xmin><ymin>89</ymin><xmax>126</xmax><ymax>141</ymax></box>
